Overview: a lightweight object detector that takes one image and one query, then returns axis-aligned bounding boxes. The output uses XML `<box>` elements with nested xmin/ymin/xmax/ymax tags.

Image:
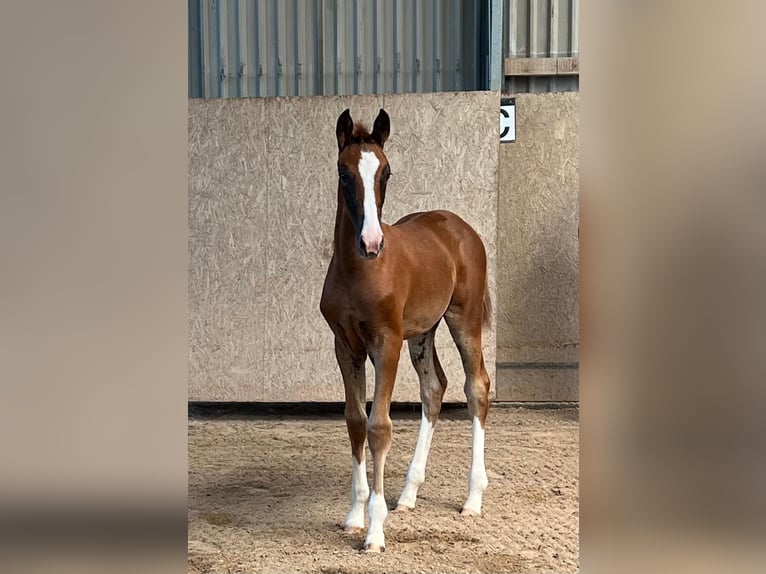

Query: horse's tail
<box><xmin>482</xmin><ymin>278</ymin><xmax>493</xmax><ymax>331</ymax></box>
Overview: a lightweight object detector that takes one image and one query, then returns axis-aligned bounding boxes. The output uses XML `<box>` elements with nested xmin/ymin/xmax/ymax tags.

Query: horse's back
<box><xmin>393</xmin><ymin>210</ymin><xmax>486</xmax><ymax>263</ymax></box>
<box><xmin>394</xmin><ymin>209</ymin><xmax>459</xmax><ymax>227</ymax></box>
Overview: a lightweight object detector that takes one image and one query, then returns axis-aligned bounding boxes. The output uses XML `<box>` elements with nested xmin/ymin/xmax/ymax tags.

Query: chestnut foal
<box><xmin>320</xmin><ymin>109</ymin><xmax>492</xmax><ymax>552</ymax></box>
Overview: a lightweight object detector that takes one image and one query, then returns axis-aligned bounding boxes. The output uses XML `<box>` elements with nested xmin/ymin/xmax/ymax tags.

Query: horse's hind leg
<box><xmin>444</xmin><ymin>310</ymin><xmax>491</xmax><ymax>516</ymax></box>
<box><xmin>334</xmin><ymin>337</ymin><xmax>369</xmax><ymax>533</ymax></box>
<box><xmin>395</xmin><ymin>325</ymin><xmax>448</xmax><ymax>511</ymax></box>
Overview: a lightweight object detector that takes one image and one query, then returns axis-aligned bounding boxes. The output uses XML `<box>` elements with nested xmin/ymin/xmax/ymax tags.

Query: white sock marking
<box><xmin>358</xmin><ymin>151</ymin><xmax>383</xmax><ymax>252</ymax></box>
<box><xmin>346</xmin><ymin>457</ymin><xmax>369</xmax><ymax>529</ymax></box>
<box><xmin>397</xmin><ymin>409</ymin><xmax>434</xmax><ymax>508</ymax></box>
<box><xmin>463</xmin><ymin>416</ymin><xmax>488</xmax><ymax>514</ymax></box>
<box><xmin>365</xmin><ymin>491</ymin><xmax>388</xmax><ymax>549</ymax></box>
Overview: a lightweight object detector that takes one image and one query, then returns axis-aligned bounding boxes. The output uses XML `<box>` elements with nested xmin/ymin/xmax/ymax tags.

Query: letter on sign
<box><xmin>499</xmin><ymin>97</ymin><xmax>516</xmax><ymax>143</ymax></box>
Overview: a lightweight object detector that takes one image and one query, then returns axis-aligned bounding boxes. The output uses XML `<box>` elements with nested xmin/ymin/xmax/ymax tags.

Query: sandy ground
<box><xmin>188</xmin><ymin>406</ymin><xmax>579</xmax><ymax>573</ymax></box>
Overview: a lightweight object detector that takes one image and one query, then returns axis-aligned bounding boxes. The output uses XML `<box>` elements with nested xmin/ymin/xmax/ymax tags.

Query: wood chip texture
<box><xmin>496</xmin><ymin>93</ymin><xmax>579</xmax><ymax>401</ymax></box>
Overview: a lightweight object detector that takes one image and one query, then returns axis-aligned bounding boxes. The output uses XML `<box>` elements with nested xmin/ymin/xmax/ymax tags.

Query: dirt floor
<box><xmin>188</xmin><ymin>406</ymin><xmax>579</xmax><ymax>574</ymax></box>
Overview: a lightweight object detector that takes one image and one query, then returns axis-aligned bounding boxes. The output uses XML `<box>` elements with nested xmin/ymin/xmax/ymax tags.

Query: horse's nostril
<box><xmin>359</xmin><ymin>234</ymin><xmax>384</xmax><ymax>258</ymax></box>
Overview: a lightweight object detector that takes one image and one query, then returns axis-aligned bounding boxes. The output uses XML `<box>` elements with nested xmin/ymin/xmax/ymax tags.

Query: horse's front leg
<box><xmin>365</xmin><ymin>333</ymin><xmax>402</xmax><ymax>552</ymax></box>
<box><xmin>334</xmin><ymin>337</ymin><xmax>369</xmax><ymax>533</ymax></box>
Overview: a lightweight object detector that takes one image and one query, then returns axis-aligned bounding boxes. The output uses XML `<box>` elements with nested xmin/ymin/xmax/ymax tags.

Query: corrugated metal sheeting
<box><xmin>188</xmin><ymin>0</ymin><xmax>578</xmax><ymax>98</ymax></box>
<box><xmin>503</xmin><ymin>0</ymin><xmax>578</xmax><ymax>93</ymax></box>
<box><xmin>189</xmin><ymin>0</ymin><xmax>489</xmax><ymax>98</ymax></box>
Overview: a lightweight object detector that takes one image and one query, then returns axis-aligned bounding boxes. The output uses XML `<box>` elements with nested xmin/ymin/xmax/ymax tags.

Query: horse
<box><xmin>320</xmin><ymin>108</ymin><xmax>492</xmax><ymax>552</ymax></box>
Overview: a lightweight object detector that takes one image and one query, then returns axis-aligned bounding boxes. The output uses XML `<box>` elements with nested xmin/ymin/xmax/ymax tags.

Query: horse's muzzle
<box><xmin>359</xmin><ymin>235</ymin><xmax>384</xmax><ymax>259</ymax></box>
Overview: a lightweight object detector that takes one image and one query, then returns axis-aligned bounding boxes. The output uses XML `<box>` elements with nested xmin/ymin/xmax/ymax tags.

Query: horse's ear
<box><xmin>336</xmin><ymin>109</ymin><xmax>354</xmax><ymax>151</ymax></box>
<box><xmin>371</xmin><ymin>109</ymin><xmax>390</xmax><ymax>148</ymax></box>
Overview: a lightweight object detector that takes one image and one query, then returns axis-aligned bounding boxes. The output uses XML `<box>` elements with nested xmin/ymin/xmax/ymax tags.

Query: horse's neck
<box><xmin>333</xmin><ymin>187</ymin><xmax>346</xmax><ymax>249</ymax></box>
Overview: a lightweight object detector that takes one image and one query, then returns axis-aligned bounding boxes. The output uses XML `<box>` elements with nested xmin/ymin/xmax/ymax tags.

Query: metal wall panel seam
<box><xmin>338</xmin><ymin>0</ymin><xmax>345</xmax><ymax>94</ymax></box>
<box><xmin>314</xmin><ymin>0</ymin><xmax>322</xmax><ymax>95</ymax></box>
<box><xmin>549</xmin><ymin>0</ymin><xmax>559</xmax><ymax>58</ymax></box>
<box><xmin>397</xmin><ymin>0</ymin><xmax>404</xmax><ymax>92</ymax></box>
<box><xmin>490</xmin><ymin>0</ymin><xmax>503</xmax><ymax>90</ymax></box>
<box><xmin>237</xmin><ymin>0</ymin><xmax>247</xmax><ymax>96</ymax></box>
<box><xmin>453</xmin><ymin>0</ymin><xmax>461</xmax><ymax>91</ymax></box>
<box><xmin>189</xmin><ymin>0</ymin><xmax>202</xmax><ymax>97</ymax></box>
<box><xmin>200</xmin><ymin>0</ymin><xmax>210</xmax><ymax>96</ymax></box>
<box><xmin>260</xmin><ymin>0</ymin><xmax>268</xmax><ymax>95</ymax></box>
<box><xmin>433</xmin><ymin>0</ymin><xmax>441</xmax><ymax>91</ymax></box>
<box><xmin>374</xmin><ymin>0</ymin><xmax>381</xmax><ymax>93</ymax></box>
<box><xmin>276</xmin><ymin>0</ymin><xmax>288</xmax><ymax>96</ymax></box>
<box><xmin>529</xmin><ymin>0</ymin><xmax>541</xmax><ymax>58</ymax></box>
<box><xmin>218</xmin><ymin>0</ymin><xmax>228</xmax><ymax>97</ymax></box>
<box><xmin>352</xmin><ymin>0</ymin><xmax>359</xmax><ymax>94</ymax></box>
<box><xmin>293</xmin><ymin>0</ymin><xmax>301</xmax><ymax>96</ymax></box>
<box><xmin>227</xmin><ymin>0</ymin><xmax>239</xmax><ymax>95</ymax></box>
<box><xmin>571</xmin><ymin>0</ymin><xmax>578</xmax><ymax>56</ymax></box>
<box><xmin>417</xmin><ymin>0</ymin><xmax>423</xmax><ymax>93</ymax></box>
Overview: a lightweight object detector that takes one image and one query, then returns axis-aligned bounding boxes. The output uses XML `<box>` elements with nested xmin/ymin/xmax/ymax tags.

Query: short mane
<box><xmin>352</xmin><ymin>123</ymin><xmax>372</xmax><ymax>141</ymax></box>
<box><xmin>352</xmin><ymin>123</ymin><xmax>372</xmax><ymax>140</ymax></box>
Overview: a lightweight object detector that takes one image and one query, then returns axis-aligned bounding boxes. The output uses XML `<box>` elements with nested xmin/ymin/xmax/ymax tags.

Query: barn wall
<box><xmin>496</xmin><ymin>92</ymin><xmax>579</xmax><ymax>401</ymax></box>
<box><xmin>189</xmin><ymin>91</ymin><xmax>498</xmax><ymax>402</ymax></box>
<box><xmin>189</xmin><ymin>0</ymin><xmax>489</xmax><ymax>98</ymax></box>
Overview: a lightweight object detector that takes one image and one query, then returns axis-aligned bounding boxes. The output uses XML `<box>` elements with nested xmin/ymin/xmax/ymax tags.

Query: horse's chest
<box><xmin>322</xmin><ymin>273</ymin><xmax>387</xmax><ymax>330</ymax></box>
<box><xmin>322</xmin><ymin>255</ymin><xmax>453</xmax><ymax>341</ymax></box>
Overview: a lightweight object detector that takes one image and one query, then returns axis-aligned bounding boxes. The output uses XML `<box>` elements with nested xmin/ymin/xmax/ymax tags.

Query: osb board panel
<box><xmin>496</xmin><ymin>92</ymin><xmax>579</xmax><ymax>401</ymax></box>
<box><xmin>189</xmin><ymin>91</ymin><xmax>498</xmax><ymax>402</ymax></box>
<box><xmin>497</xmin><ymin>367</ymin><xmax>579</xmax><ymax>402</ymax></box>
<box><xmin>188</xmin><ymin>100</ymin><xmax>270</xmax><ymax>400</ymax></box>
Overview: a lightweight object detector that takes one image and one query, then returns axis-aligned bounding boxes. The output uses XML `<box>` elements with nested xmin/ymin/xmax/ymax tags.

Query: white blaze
<box><xmin>345</xmin><ymin>456</ymin><xmax>369</xmax><ymax>530</ymax></box>
<box><xmin>397</xmin><ymin>409</ymin><xmax>435</xmax><ymax>509</ymax></box>
<box><xmin>463</xmin><ymin>416</ymin><xmax>488</xmax><ymax>514</ymax></box>
<box><xmin>358</xmin><ymin>151</ymin><xmax>383</xmax><ymax>253</ymax></box>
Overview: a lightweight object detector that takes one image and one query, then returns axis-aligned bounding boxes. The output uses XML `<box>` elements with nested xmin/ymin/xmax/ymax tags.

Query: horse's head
<box><xmin>335</xmin><ymin>108</ymin><xmax>391</xmax><ymax>259</ymax></box>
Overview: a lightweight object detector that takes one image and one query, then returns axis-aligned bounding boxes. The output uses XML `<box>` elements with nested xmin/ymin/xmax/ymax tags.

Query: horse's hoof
<box><xmin>460</xmin><ymin>507</ymin><xmax>481</xmax><ymax>517</ymax></box>
<box><xmin>393</xmin><ymin>504</ymin><xmax>412</xmax><ymax>513</ymax></box>
<box><xmin>364</xmin><ymin>543</ymin><xmax>384</xmax><ymax>553</ymax></box>
<box><xmin>344</xmin><ymin>525</ymin><xmax>364</xmax><ymax>534</ymax></box>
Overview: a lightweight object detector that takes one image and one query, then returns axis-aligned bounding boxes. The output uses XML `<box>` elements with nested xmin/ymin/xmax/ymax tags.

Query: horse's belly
<box><xmin>401</xmin><ymin>288</ymin><xmax>452</xmax><ymax>339</ymax></box>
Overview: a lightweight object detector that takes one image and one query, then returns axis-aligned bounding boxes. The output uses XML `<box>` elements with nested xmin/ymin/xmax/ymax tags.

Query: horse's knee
<box><xmin>464</xmin><ymin>378</ymin><xmax>489</xmax><ymax>418</ymax></box>
<box><xmin>464</xmin><ymin>376</ymin><xmax>488</xmax><ymax>399</ymax></box>
<box><xmin>345</xmin><ymin>406</ymin><xmax>368</xmax><ymax>459</ymax></box>
<box><xmin>345</xmin><ymin>403</ymin><xmax>367</xmax><ymax>427</ymax></box>
<box><xmin>367</xmin><ymin>415</ymin><xmax>392</xmax><ymax>453</ymax></box>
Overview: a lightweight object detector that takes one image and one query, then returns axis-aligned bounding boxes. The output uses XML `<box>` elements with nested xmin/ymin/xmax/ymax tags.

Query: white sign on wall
<box><xmin>499</xmin><ymin>97</ymin><xmax>516</xmax><ymax>142</ymax></box>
